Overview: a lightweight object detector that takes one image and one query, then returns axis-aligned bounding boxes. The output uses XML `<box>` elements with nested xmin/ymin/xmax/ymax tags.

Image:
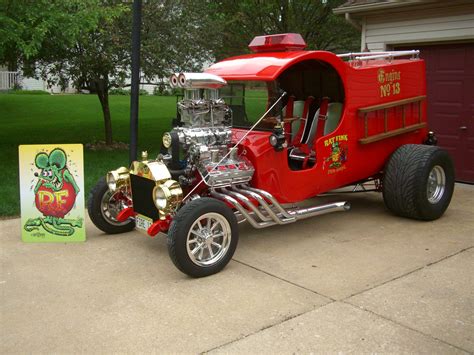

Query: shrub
<box><xmin>109</xmin><ymin>88</ymin><xmax>129</xmax><ymax>95</ymax></box>
<box><xmin>152</xmin><ymin>85</ymin><xmax>182</xmax><ymax>96</ymax></box>
<box><xmin>109</xmin><ymin>87</ymin><xmax>151</xmax><ymax>96</ymax></box>
<box><xmin>7</xmin><ymin>89</ymin><xmax>50</xmax><ymax>95</ymax></box>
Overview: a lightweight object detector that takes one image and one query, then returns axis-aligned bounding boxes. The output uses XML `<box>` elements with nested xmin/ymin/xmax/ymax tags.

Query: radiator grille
<box><xmin>130</xmin><ymin>174</ymin><xmax>160</xmax><ymax>220</ymax></box>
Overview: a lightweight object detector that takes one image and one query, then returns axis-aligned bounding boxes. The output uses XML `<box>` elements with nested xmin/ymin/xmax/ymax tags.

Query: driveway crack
<box><xmin>232</xmin><ymin>258</ymin><xmax>336</xmax><ymax>301</ymax></box>
<box><xmin>342</xmin><ymin>301</ymin><xmax>472</xmax><ymax>354</ymax></box>
<box><xmin>342</xmin><ymin>245</ymin><xmax>474</xmax><ymax>300</ymax></box>
<box><xmin>201</xmin><ymin>301</ymin><xmax>336</xmax><ymax>354</ymax></box>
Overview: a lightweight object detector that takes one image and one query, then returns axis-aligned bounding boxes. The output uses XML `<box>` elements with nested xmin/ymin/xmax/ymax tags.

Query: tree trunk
<box><xmin>7</xmin><ymin>60</ymin><xmax>18</xmax><ymax>72</ymax></box>
<box><xmin>96</xmin><ymin>79</ymin><xmax>113</xmax><ymax>145</ymax></box>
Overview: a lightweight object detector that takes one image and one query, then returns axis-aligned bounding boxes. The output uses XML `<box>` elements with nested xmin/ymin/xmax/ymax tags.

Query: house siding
<box><xmin>364</xmin><ymin>3</ymin><xmax>474</xmax><ymax>50</ymax></box>
<box><xmin>21</xmin><ymin>77</ymin><xmax>47</xmax><ymax>91</ymax></box>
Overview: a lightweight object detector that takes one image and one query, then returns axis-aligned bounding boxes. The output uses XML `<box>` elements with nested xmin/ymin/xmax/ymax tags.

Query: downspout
<box><xmin>361</xmin><ymin>17</ymin><xmax>367</xmax><ymax>52</ymax></box>
<box><xmin>345</xmin><ymin>12</ymin><xmax>361</xmax><ymax>31</ymax></box>
<box><xmin>343</xmin><ymin>13</ymin><xmax>366</xmax><ymax>52</ymax></box>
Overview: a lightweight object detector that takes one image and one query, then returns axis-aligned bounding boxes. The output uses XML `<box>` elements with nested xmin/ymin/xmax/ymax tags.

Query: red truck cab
<box><xmin>206</xmin><ymin>33</ymin><xmax>427</xmax><ymax>203</ymax></box>
<box><xmin>89</xmin><ymin>33</ymin><xmax>454</xmax><ymax>278</ymax></box>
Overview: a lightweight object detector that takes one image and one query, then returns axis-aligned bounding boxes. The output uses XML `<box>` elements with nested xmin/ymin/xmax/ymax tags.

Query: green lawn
<box><xmin>0</xmin><ymin>91</ymin><xmax>268</xmax><ymax>217</ymax></box>
<box><xmin>0</xmin><ymin>94</ymin><xmax>177</xmax><ymax>217</ymax></box>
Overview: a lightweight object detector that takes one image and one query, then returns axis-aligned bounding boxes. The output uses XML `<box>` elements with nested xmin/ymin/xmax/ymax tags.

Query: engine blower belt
<box><xmin>170</xmin><ymin>131</ymin><xmax>180</xmax><ymax>170</ymax></box>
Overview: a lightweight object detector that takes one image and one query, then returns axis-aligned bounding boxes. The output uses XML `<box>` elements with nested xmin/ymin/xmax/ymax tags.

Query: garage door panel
<box><xmin>433</xmin><ymin>47</ymin><xmax>466</xmax><ymax>72</ymax></box>
<box><xmin>396</xmin><ymin>42</ymin><xmax>473</xmax><ymax>182</ymax></box>
<box><xmin>431</xmin><ymin>81</ymin><xmax>464</xmax><ymax>104</ymax></box>
<box><xmin>423</xmin><ymin>43</ymin><xmax>473</xmax><ymax>182</ymax></box>
<box><xmin>437</xmin><ymin>136</ymin><xmax>460</xmax><ymax>148</ymax></box>
<box><xmin>429</xmin><ymin>112</ymin><xmax>462</xmax><ymax>133</ymax></box>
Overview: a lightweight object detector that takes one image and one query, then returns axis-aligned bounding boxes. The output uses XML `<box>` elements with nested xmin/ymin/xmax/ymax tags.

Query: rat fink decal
<box><xmin>323</xmin><ymin>135</ymin><xmax>348</xmax><ymax>174</ymax></box>
<box><xmin>19</xmin><ymin>145</ymin><xmax>85</xmax><ymax>242</ymax></box>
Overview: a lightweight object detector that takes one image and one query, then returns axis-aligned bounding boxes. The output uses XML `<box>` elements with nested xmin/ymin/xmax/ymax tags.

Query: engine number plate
<box><xmin>135</xmin><ymin>214</ymin><xmax>153</xmax><ymax>232</ymax></box>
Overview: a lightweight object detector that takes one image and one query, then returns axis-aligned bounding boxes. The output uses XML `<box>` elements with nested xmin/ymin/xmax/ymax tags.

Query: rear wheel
<box><xmin>382</xmin><ymin>144</ymin><xmax>455</xmax><ymax>220</ymax></box>
<box><xmin>167</xmin><ymin>198</ymin><xmax>239</xmax><ymax>277</ymax></box>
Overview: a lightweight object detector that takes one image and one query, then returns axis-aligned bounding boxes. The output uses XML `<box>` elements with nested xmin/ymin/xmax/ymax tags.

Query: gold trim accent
<box><xmin>129</xmin><ymin>159</ymin><xmax>183</xmax><ymax>219</ymax></box>
<box><xmin>130</xmin><ymin>160</ymin><xmax>171</xmax><ymax>182</ymax></box>
<box><xmin>153</xmin><ymin>179</ymin><xmax>183</xmax><ymax>216</ymax></box>
<box><xmin>162</xmin><ymin>132</ymin><xmax>172</xmax><ymax>148</ymax></box>
<box><xmin>107</xmin><ymin>166</ymin><xmax>130</xmax><ymax>191</ymax></box>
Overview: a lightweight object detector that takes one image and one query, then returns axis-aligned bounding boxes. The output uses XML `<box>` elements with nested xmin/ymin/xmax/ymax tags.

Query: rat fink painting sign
<box><xmin>323</xmin><ymin>134</ymin><xmax>348</xmax><ymax>174</ymax></box>
<box><xmin>19</xmin><ymin>144</ymin><xmax>85</xmax><ymax>242</ymax></box>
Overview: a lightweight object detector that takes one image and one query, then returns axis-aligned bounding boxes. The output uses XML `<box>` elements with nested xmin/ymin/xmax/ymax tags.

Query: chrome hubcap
<box><xmin>100</xmin><ymin>190</ymin><xmax>130</xmax><ymax>226</ymax></box>
<box><xmin>427</xmin><ymin>165</ymin><xmax>446</xmax><ymax>204</ymax></box>
<box><xmin>186</xmin><ymin>212</ymin><xmax>231</xmax><ymax>267</ymax></box>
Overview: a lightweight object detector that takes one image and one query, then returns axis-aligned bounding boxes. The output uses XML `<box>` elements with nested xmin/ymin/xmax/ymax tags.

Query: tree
<box><xmin>0</xmin><ymin>0</ymin><xmax>101</xmax><ymax>71</ymax></box>
<box><xmin>1</xmin><ymin>0</ymin><xmax>215</xmax><ymax>145</ymax></box>
<box><xmin>36</xmin><ymin>2</ymin><xmax>131</xmax><ymax>146</ymax></box>
<box><xmin>1</xmin><ymin>0</ymin><xmax>359</xmax><ymax>146</ymax></box>
<box><xmin>0</xmin><ymin>0</ymin><xmax>128</xmax><ymax>145</ymax></box>
<box><xmin>208</xmin><ymin>0</ymin><xmax>360</xmax><ymax>61</ymax></box>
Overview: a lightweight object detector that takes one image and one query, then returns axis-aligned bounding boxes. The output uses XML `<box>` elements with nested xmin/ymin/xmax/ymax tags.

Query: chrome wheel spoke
<box><xmin>187</xmin><ymin>237</ymin><xmax>198</xmax><ymax>245</ymax></box>
<box><xmin>208</xmin><ymin>245</ymin><xmax>215</xmax><ymax>258</ymax></box>
<box><xmin>427</xmin><ymin>165</ymin><xmax>446</xmax><ymax>204</ymax></box>
<box><xmin>190</xmin><ymin>230</ymin><xmax>202</xmax><ymax>238</ymax></box>
<box><xmin>186</xmin><ymin>212</ymin><xmax>232</xmax><ymax>267</ymax></box>
<box><xmin>100</xmin><ymin>190</ymin><xmax>130</xmax><ymax>226</ymax></box>
<box><xmin>192</xmin><ymin>243</ymin><xmax>204</xmax><ymax>256</ymax></box>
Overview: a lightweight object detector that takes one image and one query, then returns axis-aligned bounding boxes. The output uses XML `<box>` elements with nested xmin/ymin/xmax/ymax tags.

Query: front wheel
<box><xmin>87</xmin><ymin>177</ymin><xmax>135</xmax><ymax>234</ymax></box>
<box><xmin>167</xmin><ymin>197</ymin><xmax>239</xmax><ymax>277</ymax></box>
<box><xmin>383</xmin><ymin>144</ymin><xmax>455</xmax><ymax>220</ymax></box>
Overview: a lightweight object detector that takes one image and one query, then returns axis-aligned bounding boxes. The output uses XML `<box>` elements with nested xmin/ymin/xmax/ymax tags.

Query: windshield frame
<box><xmin>220</xmin><ymin>80</ymin><xmax>282</xmax><ymax>131</ymax></box>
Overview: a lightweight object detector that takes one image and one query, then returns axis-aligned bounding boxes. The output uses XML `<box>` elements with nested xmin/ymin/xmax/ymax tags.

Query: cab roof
<box><xmin>205</xmin><ymin>50</ymin><xmax>347</xmax><ymax>81</ymax></box>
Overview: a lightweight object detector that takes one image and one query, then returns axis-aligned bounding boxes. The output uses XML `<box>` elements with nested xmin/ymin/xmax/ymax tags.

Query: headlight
<box><xmin>106</xmin><ymin>167</ymin><xmax>130</xmax><ymax>192</ymax></box>
<box><xmin>162</xmin><ymin>132</ymin><xmax>172</xmax><ymax>148</ymax></box>
<box><xmin>154</xmin><ymin>185</ymin><xmax>168</xmax><ymax>210</ymax></box>
<box><xmin>153</xmin><ymin>179</ymin><xmax>183</xmax><ymax>212</ymax></box>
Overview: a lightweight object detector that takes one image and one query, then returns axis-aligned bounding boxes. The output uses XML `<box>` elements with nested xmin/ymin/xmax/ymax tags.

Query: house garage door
<box><xmin>397</xmin><ymin>43</ymin><xmax>474</xmax><ymax>182</ymax></box>
<box><xmin>413</xmin><ymin>43</ymin><xmax>473</xmax><ymax>182</ymax></box>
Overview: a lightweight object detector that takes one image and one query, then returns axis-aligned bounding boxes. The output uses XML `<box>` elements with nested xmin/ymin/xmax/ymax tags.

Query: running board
<box><xmin>210</xmin><ymin>184</ymin><xmax>350</xmax><ymax>229</ymax></box>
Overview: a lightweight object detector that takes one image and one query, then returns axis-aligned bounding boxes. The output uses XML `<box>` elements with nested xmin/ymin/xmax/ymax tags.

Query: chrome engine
<box><xmin>162</xmin><ymin>73</ymin><xmax>254</xmax><ymax>188</ymax></box>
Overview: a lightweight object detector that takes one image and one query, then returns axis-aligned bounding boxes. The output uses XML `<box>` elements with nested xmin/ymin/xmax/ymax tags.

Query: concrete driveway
<box><xmin>1</xmin><ymin>184</ymin><xmax>473</xmax><ymax>353</ymax></box>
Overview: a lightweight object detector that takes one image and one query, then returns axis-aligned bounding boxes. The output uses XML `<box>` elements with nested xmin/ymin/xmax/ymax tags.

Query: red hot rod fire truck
<box><xmin>89</xmin><ymin>33</ymin><xmax>454</xmax><ymax>277</ymax></box>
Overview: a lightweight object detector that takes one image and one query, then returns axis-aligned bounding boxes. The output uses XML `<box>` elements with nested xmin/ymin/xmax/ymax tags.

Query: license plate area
<box><xmin>135</xmin><ymin>214</ymin><xmax>153</xmax><ymax>232</ymax></box>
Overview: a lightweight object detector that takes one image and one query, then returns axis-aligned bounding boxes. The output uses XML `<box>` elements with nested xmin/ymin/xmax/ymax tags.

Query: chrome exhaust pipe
<box><xmin>288</xmin><ymin>201</ymin><xmax>351</xmax><ymax>220</ymax></box>
<box><xmin>243</xmin><ymin>185</ymin><xmax>295</xmax><ymax>219</ymax></box>
<box><xmin>221</xmin><ymin>187</ymin><xmax>273</xmax><ymax>222</ymax></box>
<box><xmin>210</xmin><ymin>190</ymin><xmax>275</xmax><ymax>229</ymax></box>
<box><xmin>231</xmin><ymin>185</ymin><xmax>295</xmax><ymax>224</ymax></box>
<box><xmin>211</xmin><ymin>186</ymin><xmax>350</xmax><ymax>229</ymax></box>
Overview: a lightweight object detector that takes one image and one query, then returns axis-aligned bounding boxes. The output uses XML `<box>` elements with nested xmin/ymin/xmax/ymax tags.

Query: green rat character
<box><xmin>34</xmin><ymin>148</ymin><xmax>79</xmax><ymax>194</ymax></box>
<box><xmin>25</xmin><ymin>148</ymin><xmax>82</xmax><ymax>236</ymax></box>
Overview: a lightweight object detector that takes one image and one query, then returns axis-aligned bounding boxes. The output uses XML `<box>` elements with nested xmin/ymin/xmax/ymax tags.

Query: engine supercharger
<box><xmin>163</xmin><ymin>73</ymin><xmax>254</xmax><ymax>188</ymax></box>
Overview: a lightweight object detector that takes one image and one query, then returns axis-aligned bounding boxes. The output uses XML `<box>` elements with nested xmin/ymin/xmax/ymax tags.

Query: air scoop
<box><xmin>169</xmin><ymin>72</ymin><xmax>227</xmax><ymax>89</ymax></box>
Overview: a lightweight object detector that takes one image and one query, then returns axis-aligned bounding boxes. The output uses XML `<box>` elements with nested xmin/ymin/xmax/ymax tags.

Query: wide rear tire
<box><xmin>382</xmin><ymin>144</ymin><xmax>455</xmax><ymax>221</ymax></box>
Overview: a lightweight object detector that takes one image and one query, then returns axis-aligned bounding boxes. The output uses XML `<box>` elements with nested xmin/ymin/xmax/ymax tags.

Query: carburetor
<box><xmin>162</xmin><ymin>73</ymin><xmax>254</xmax><ymax>187</ymax></box>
